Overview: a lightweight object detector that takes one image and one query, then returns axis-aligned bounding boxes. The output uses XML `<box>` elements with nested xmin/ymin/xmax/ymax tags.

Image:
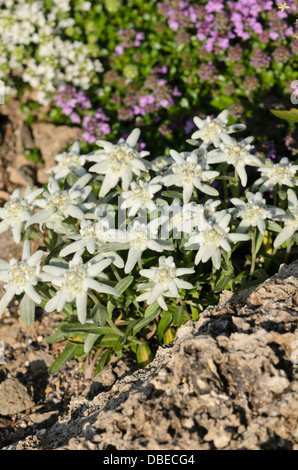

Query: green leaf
<box><xmin>136</xmin><ymin>342</ymin><xmax>153</xmax><ymax>367</ymax></box>
<box><xmin>255</xmin><ymin>230</ymin><xmax>264</xmax><ymax>256</ymax></box>
<box><xmin>20</xmin><ymin>294</ymin><xmax>35</xmax><ymax>326</ymax></box>
<box><xmin>96</xmin><ymin>334</ymin><xmax>122</xmax><ymax>348</ymax></box>
<box><xmin>162</xmin><ymin>190</ymin><xmax>183</xmax><ymax>199</ymax></box>
<box><xmin>46</xmin><ymin>331</ymin><xmax>65</xmax><ymax>344</ymax></box>
<box><xmin>92</xmin><ymin>303</ymin><xmax>107</xmax><ymax>327</ymax></box>
<box><xmin>49</xmin><ymin>341</ymin><xmax>82</xmax><ymax>374</ymax></box>
<box><xmin>144</xmin><ymin>301</ymin><xmax>159</xmax><ymax>317</ymax></box>
<box><xmin>270</xmin><ymin>108</ymin><xmax>298</xmax><ymax>123</ymax></box>
<box><xmin>84</xmin><ymin>333</ymin><xmax>101</xmax><ymax>354</ymax></box>
<box><xmin>214</xmin><ymin>274</ymin><xmax>234</xmax><ymax>293</ymax></box>
<box><xmin>173</xmin><ymin>305</ymin><xmax>187</xmax><ymax>328</ymax></box>
<box><xmin>132</xmin><ymin>309</ymin><xmax>160</xmax><ymax>336</ymax></box>
<box><xmin>94</xmin><ymin>350</ymin><xmax>111</xmax><ymax>376</ymax></box>
<box><xmin>267</xmin><ymin>220</ymin><xmax>282</xmax><ymax>232</ymax></box>
<box><xmin>107</xmin><ymin>297</ymin><xmax>117</xmax><ymax>319</ymax></box>
<box><xmin>96</xmin><ymin>242</ymin><xmax>130</xmax><ymax>253</ymax></box>
<box><xmin>157</xmin><ymin>313</ymin><xmax>172</xmax><ymax>341</ymax></box>
<box><xmin>59</xmin><ymin>322</ymin><xmax>114</xmax><ymax>336</ymax></box>
<box><xmin>115</xmin><ymin>275</ymin><xmax>134</xmax><ymax>295</ymax></box>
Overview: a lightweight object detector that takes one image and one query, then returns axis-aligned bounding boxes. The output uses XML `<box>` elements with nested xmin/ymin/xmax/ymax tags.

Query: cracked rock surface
<box><xmin>4</xmin><ymin>261</ymin><xmax>298</xmax><ymax>450</ymax></box>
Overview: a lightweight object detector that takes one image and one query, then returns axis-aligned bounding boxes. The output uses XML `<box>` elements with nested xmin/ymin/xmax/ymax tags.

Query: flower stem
<box><xmin>285</xmin><ymin>235</ymin><xmax>293</xmax><ymax>264</ymax></box>
<box><xmin>250</xmin><ymin>227</ymin><xmax>257</xmax><ymax>275</ymax></box>
<box><xmin>234</xmin><ymin>169</ymin><xmax>239</xmax><ymax>198</ymax></box>
<box><xmin>222</xmin><ymin>250</ymin><xmax>235</xmax><ymax>290</ymax></box>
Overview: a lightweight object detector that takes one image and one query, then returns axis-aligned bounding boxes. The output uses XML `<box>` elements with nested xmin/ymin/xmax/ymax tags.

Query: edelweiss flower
<box><xmin>136</xmin><ymin>255</ymin><xmax>195</xmax><ymax>310</ymax></box>
<box><xmin>0</xmin><ymin>187</ymin><xmax>44</xmax><ymax>243</ymax></box>
<box><xmin>25</xmin><ymin>174</ymin><xmax>92</xmax><ymax>231</ymax></box>
<box><xmin>112</xmin><ymin>218</ymin><xmax>174</xmax><ymax>274</ymax></box>
<box><xmin>0</xmin><ymin>240</ymin><xmax>44</xmax><ymax>318</ymax></box>
<box><xmin>191</xmin><ymin>110</ymin><xmax>246</xmax><ymax>147</ymax></box>
<box><xmin>190</xmin><ymin>199</ymin><xmax>222</xmax><ymax>227</ymax></box>
<box><xmin>151</xmin><ymin>155</ymin><xmax>172</xmax><ymax>173</ymax></box>
<box><xmin>231</xmin><ymin>191</ymin><xmax>284</xmax><ymax>235</ymax></box>
<box><xmin>87</xmin><ymin>128</ymin><xmax>150</xmax><ymax>197</ymax></box>
<box><xmin>59</xmin><ymin>218</ymin><xmax>124</xmax><ymax>268</ymax></box>
<box><xmin>253</xmin><ymin>157</ymin><xmax>298</xmax><ymax>192</ymax></box>
<box><xmin>160</xmin><ymin>199</ymin><xmax>194</xmax><ymax>239</ymax></box>
<box><xmin>207</xmin><ymin>134</ymin><xmax>261</xmax><ymax>187</ymax></box>
<box><xmin>274</xmin><ymin>189</ymin><xmax>298</xmax><ymax>247</ymax></box>
<box><xmin>120</xmin><ymin>178</ymin><xmax>162</xmax><ymax>217</ymax></box>
<box><xmin>162</xmin><ymin>149</ymin><xmax>219</xmax><ymax>203</ymax></box>
<box><xmin>47</xmin><ymin>141</ymin><xmax>87</xmax><ymax>180</ymax></box>
<box><xmin>43</xmin><ymin>253</ymin><xmax>119</xmax><ymax>324</ymax></box>
<box><xmin>185</xmin><ymin>211</ymin><xmax>249</xmax><ymax>269</ymax></box>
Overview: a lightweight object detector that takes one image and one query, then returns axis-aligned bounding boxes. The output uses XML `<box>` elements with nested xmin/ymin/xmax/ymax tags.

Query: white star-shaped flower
<box><xmin>254</xmin><ymin>157</ymin><xmax>298</xmax><ymax>192</ymax></box>
<box><xmin>207</xmin><ymin>134</ymin><xmax>262</xmax><ymax>187</ymax></box>
<box><xmin>120</xmin><ymin>178</ymin><xmax>162</xmax><ymax>217</ymax></box>
<box><xmin>136</xmin><ymin>255</ymin><xmax>195</xmax><ymax>310</ymax></box>
<box><xmin>274</xmin><ymin>189</ymin><xmax>298</xmax><ymax>248</ymax></box>
<box><xmin>231</xmin><ymin>191</ymin><xmax>285</xmax><ymax>235</ymax></box>
<box><xmin>0</xmin><ymin>187</ymin><xmax>44</xmax><ymax>244</ymax></box>
<box><xmin>185</xmin><ymin>210</ymin><xmax>249</xmax><ymax>269</ymax></box>
<box><xmin>25</xmin><ymin>173</ymin><xmax>92</xmax><ymax>232</ymax></box>
<box><xmin>43</xmin><ymin>252</ymin><xmax>120</xmax><ymax>324</ymax></box>
<box><xmin>47</xmin><ymin>141</ymin><xmax>87</xmax><ymax>180</ymax></box>
<box><xmin>59</xmin><ymin>218</ymin><xmax>124</xmax><ymax>268</ymax></box>
<box><xmin>110</xmin><ymin>218</ymin><xmax>174</xmax><ymax>274</ymax></box>
<box><xmin>161</xmin><ymin>149</ymin><xmax>219</xmax><ymax>203</ymax></box>
<box><xmin>87</xmin><ymin>128</ymin><xmax>150</xmax><ymax>197</ymax></box>
<box><xmin>0</xmin><ymin>240</ymin><xmax>45</xmax><ymax>318</ymax></box>
<box><xmin>190</xmin><ymin>110</ymin><xmax>246</xmax><ymax>147</ymax></box>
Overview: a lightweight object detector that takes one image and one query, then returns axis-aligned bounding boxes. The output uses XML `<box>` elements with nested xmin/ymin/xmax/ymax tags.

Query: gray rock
<box><xmin>0</xmin><ymin>378</ymin><xmax>35</xmax><ymax>416</ymax></box>
<box><xmin>3</xmin><ymin>260</ymin><xmax>298</xmax><ymax>450</ymax></box>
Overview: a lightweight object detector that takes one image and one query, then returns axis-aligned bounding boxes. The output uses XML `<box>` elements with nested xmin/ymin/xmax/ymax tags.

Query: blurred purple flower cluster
<box><xmin>157</xmin><ymin>0</ymin><xmax>296</xmax><ymax>53</ymax></box>
<box><xmin>116</xmin><ymin>67</ymin><xmax>181</xmax><ymax>121</ymax></box>
<box><xmin>54</xmin><ymin>85</ymin><xmax>92</xmax><ymax>125</ymax></box>
<box><xmin>54</xmin><ymin>85</ymin><xmax>110</xmax><ymax>144</ymax></box>
<box><xmin>81</xmin><ymin>109</ymin><xmax>111</xmax><ymax>144</ymax></box>
<box><xmin>115</xmin><ymin>29</ymin><xmax>145</xmax><ymax>55</ymax></box>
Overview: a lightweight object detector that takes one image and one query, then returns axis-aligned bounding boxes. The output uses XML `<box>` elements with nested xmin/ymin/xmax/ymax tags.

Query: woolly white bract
<box><xmin>0</xmin><ymin>187</ymin><xmax>44</xmax><ymax>243</ymax></box>
<box><xmin>0</xmin><ymin>240</ymin><xmax>44</xmax><ymax>318</ymax></box>
<box><xmin>136</xmin><ymin>256</ymin><xmax>195</xmax><ymax>310</ymax></box>
<box><xmin>43</xmin><ymin>252</ymin><xmax>119</xmax><ymax>324</ymax></box>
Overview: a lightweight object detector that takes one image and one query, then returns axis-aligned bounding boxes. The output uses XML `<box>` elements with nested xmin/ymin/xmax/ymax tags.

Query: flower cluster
<box><xmin>0</xmin><ymin>110</ymin><xmax>296</xmax><ymax>372</ymax></box>
<box><xmin>0</xmin><ymin>0</ymin><xmax>103</xmax><ymax>105</ymax></box>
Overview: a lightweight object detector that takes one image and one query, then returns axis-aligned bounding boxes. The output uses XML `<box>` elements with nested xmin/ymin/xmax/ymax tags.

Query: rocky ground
<box><xmin>0</xmin><ymin>101</ymin><xmax>297</xmax><ymax>451</ymax></box>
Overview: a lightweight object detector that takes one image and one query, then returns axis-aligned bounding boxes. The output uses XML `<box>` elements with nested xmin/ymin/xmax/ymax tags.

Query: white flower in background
<box><xmin>120</xmin><ymin>178</ymin><xmax>162</xmax><ymax>217</ymax></box>
<box><xmin>191</xmin><ymin>110</ymin><xmax>246</xmax><ymax>147</ymax></box>
<box><xmin>111</xmin><ymin>218</ymin><xmax>174</xmax><ymax>274</ymax></box>
<box><xmin>48</xmin><ymin>142</ymin><xmax>87</xmax><ymax>180</ymax></box>
<box><xmin>253</xmin><ymin>157</ymin><xmax>298</xmax><ymax>192</ymax></box>
<box><xmin>274</xmin><ymin>189</ymin><xmax>298</xmax><ymax>248</ymax></box>
<box><xmin>88</xmin><ymin>128</ymin><xmax>150</xmax><ymax>197</ymax></box>
<box><xmin>0</xmin><ymin>187</ymin><xmax>44</xmax><ymax>243</ymax></box>
<box><xmin>151</xmin><ymin>155</ymin><xmax>172</xmax><ymax>173</ymax></box>
<box><xmin>190</xmin><ymin>199</ymin><xmax>222</xmax><ymax>228</ymax></box>
<box><xmin>160</xmin><ymin>199</ymin><xmax>194</xmax><ymax>239</ymax></box>
<box><xmin>136</xmin><ymin>256</ymin><xmax>195</xmax><ymax>310</ymax></box>
<box><xmin>185</xmin><ymin>211</ymin><xmax>250</xmax><ymax>269</ymax></box>
<box><xmin>161</xmin><ymin>149</ymin><xmax>219</xmax><ymax>204</ymax></box>
<box><xmin>25</xmin><ymin>174</ymin><xmax>92</xmax><ymax>231</ymax></box>
<box><xmin>207</xmin><ymin>134</ymin><xmax>261</xmax><ymax>187</ymax></box>
<box><xmin>231</xmin><ymin>191</ymin><xmax>284</xmax><ymax>235</ymax></box>
<box><xmin>59</xmin><ymin>218</ymin><xmax>124</xmax><ymax>268</ymax></box>
<box><xmin>0</xmin><ymin>240</ymin><xmax>44</xmax><ymax>318</ymax></box>
<box><xmin>43</xmin><ymin>253</ymin><xmax>119</xmax><ymax>324</ymax></box>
